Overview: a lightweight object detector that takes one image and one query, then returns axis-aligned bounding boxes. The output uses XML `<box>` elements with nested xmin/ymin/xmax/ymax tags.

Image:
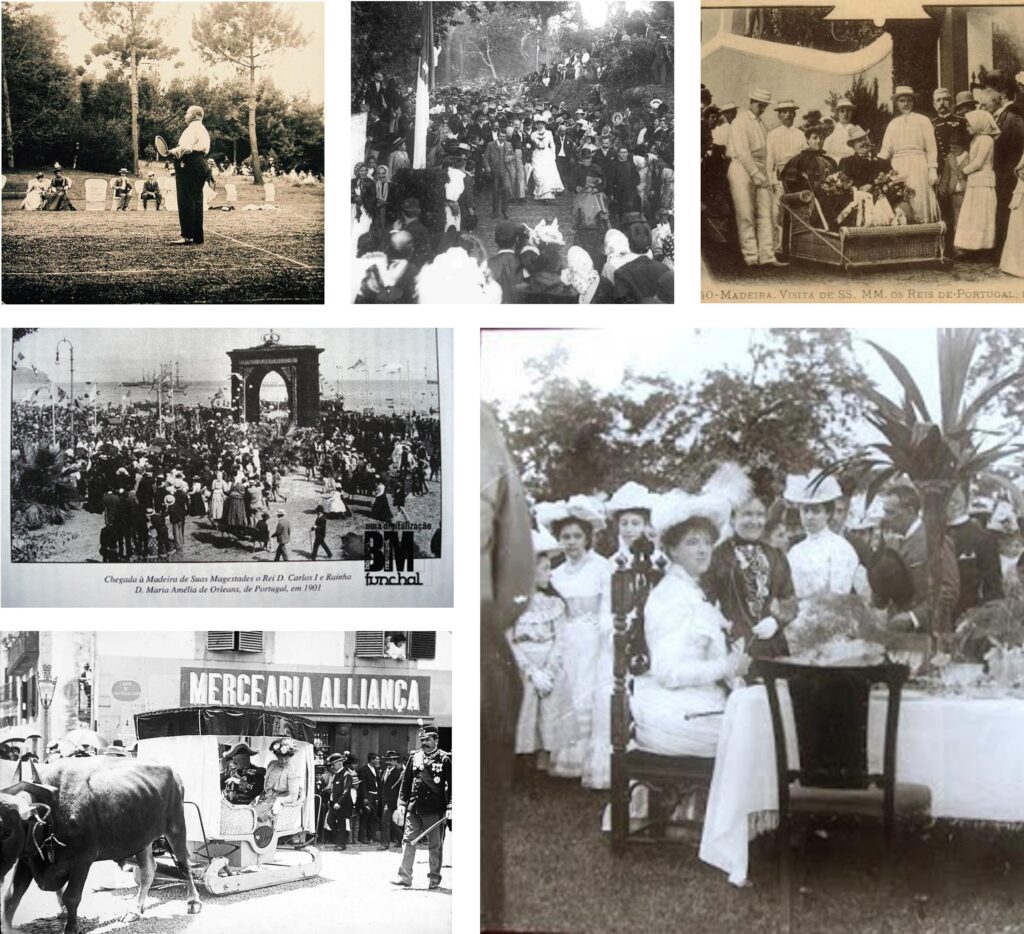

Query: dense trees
<box><xmin>493</xmin><ymin>330</ymin><xmax>873</xmax><ymax>504</ymax></box>
<box><xmin>1</xmin><ymin>3</ymin><xmax>322</xmax><ymax>174</ymax></box>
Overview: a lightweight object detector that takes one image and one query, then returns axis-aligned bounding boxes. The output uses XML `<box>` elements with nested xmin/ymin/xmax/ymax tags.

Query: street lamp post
<box><xmin>56</xmin><ymin>338</ymin><xmax>74</xmax><ymax>446</ymax></box>
<box><xmin>36</xmin><ymin>664</ymin><xmax>58</xmax><ymax>759</ymax></box>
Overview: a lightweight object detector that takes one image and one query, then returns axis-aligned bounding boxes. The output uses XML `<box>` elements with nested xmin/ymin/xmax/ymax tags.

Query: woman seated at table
<box><xmin>631</xmin><ymin>490</ymin><xmax>750</xmax><ymax>757</ymax></box>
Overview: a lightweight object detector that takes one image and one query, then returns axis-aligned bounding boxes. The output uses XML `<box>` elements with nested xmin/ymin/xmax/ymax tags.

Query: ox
<box><xmin>0</xmin><ymin>757</ymin><xmax>201</xmax><ymax>934</ymax></box>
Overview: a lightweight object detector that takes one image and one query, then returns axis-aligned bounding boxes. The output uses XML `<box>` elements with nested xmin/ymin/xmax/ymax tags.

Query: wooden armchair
<box><xmin>751</xmin><ymin>659</ymin><xmax>931</xmax><ymax>932</ymax></box>
<box><xmin>609</xmin><ymin>541</ymin><xmax>716</xmax><ymax>853</ymax></box>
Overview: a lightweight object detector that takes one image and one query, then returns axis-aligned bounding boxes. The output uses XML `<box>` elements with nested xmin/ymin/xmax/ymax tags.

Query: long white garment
<box><xmin>954</xmin><ymin>134</ymin><xmax>997</xmax><ymax>251</ymax></box>
<box><xmin>878</xmin><ymin>112</ymin><xmax>939</xmax><ymax>223</ymax></box>
<box><xmin>21</xmin><ymin>177</ymin><xmax>46</xmax><ymax>210</ymax></box>
<box><xmin>823</xmin><ymin>122</ymin><xmax>857</xmax><ymax>161</ymax></box>
<box><xmin>530</xmin><ymin>129</ymin><xmax>565</xmax><ymax>200</ymax></box>
<box><xmin>728</xmin><ymin>108</ymin><xmax>774</xmax><ymax>264</ymax></box>
<box><xmin>548</xmin><ymin>550</ymin><xmax>608</xmax><ymax>779</ymax></box>
<box><xmin>1000</xmin><ymin>154</ymin><xmax>1024</xmax><ymax>277</ymax></box>
<box><xmin>630</xmin><ymin>565</ymin><xmax>730</xmax><ymax>757</ymax></box>
<box><xmin>766</xmin><ymin>125</ymin><xmax>806</xmax><ymax>249</ymax></box>
<box><xmin>787</xmin><ymin>528</ymin><xmax>864</xmax><ymax>602</ymax></box>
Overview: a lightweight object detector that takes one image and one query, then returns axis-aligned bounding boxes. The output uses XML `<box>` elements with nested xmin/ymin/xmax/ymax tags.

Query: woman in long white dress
<box><xmin>823</xmin><ymin>99</ymin><xmax>857</xmax><ymax>161</ymax></box>
<box><xmin>530</xmin><ymin>116</ymin><xmax>565</xmax><ymax>201</ymax></box>
<box><xmin>631</xmin><ymin>491</ymin><xmax>749</xmax><ymax>757</ymax></box>
<box><xmin>21</xmin><ymin>172</ymin><xmax>46</xmax><ymax>211</ymax></box>
<box><xmin>507</xmin><ymin>529</ymin><xmax>576</xmax><ymax>771</ymax></box>
<box><xmin>954</xmin><ymin>109</ymin><xmax>999</xmax><ymax>253</ymax></box>
<box><xmin>539</xmin><ymin>496</ymin><xmax>609</xmax><ymax>784</ymax></box>
<box><xmin>878</xmin><ymin>87</ymin><xmax>940</xmax><ymax>224</ymax></box>
<box><xmin>208</xmin><ymin>473</ymin><xmax>226</xmax><ymax>525</ymax></box>
<box><xmin>784</xmin><ymin>473</ymin><xmax>866</xmax><ymax>604</ymax></box>
<box><xmin>999</xmin><ymin>152</ymin><xmax>1024</xmax><ymax>277</ymax></box>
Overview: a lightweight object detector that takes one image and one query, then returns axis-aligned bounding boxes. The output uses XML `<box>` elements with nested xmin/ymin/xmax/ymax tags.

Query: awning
<box><xmin>134</xmin><ymin>705</ymin><xmax>315</xmax><ymax>743</ymax></box>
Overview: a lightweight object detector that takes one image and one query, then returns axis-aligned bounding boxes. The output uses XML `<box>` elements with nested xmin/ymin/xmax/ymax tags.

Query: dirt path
<box><xmin>13</xmin><ymin>470</ymin><xmax>440</xmax><ymax>565</ymax></box>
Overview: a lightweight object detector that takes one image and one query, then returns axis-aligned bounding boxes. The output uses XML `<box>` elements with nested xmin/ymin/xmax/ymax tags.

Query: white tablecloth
<box><xmin>698</xmin><ymin>684</ymin><xmax>1024</xmax><ymax>885</ymax></box>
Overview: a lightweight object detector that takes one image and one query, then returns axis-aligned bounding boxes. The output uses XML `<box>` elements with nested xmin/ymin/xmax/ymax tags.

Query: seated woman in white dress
<box><xmin>784</xmin><ymin>473</ymin><xmax>867</xmax><ymax>604</ymax></box>
<box><xmin>21</xmin><ymin>171</ymin><xmax>46</xmax><ymax>210</ymax></box>
<box><xmin>631</xmin><ymin>490</ymin><xmax>750</xmax><ymax>758</ymax></box>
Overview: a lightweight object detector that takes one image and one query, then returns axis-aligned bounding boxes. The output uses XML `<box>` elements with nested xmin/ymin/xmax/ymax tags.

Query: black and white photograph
<box><xmin>0</xmin><ymin>629</ymin><xmax>453</xmax><ymax>933</ymax></box>
<box><xmin>701</xmin><ymin>1</ymin><xmax>1024</xmax><ymax>302</ymax></box>
<box><xmin>2</xmin><ymin>328</ymin><xmax>452</xmax><ymax>607</ymax></box>
<box><xmin>1</xmin><ymin>1</ymin><xmax>324</xmax><ymax>304</ymax></box>
<box><xmin>482</xmin><ymin>327</ymin><xmax>1024</xmax><ymax>932</ymax></box>
<box><xmin>351</xmin><ymin>0</ymin><xmax>674</xmax><ymax>303</ymax></box>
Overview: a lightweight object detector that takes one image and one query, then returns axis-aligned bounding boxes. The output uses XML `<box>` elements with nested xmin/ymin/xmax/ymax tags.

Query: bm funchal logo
<box><xmin>364</xmin><ymin>528</ymin><xmax>423</xmax><ymax>586</ymax></box>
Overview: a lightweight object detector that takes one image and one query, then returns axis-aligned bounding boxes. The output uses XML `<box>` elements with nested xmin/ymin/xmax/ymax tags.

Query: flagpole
<box><xmin>413</xmin><ymin>1</ymin><xmax>434</xmax><ymax>169</ymax></box>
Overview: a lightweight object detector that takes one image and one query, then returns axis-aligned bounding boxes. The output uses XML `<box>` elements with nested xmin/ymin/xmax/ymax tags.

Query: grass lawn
<box><xmin>500</xmin><ymin>766</ymin><xmax>1024</xmax><ymax>934</ymax></box>
<box><xmin>2</xmin><ymin>168</ymin><xmax>324</xmax><ymax>303</ymax></box>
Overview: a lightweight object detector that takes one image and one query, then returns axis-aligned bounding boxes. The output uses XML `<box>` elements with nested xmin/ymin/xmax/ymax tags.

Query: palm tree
<box><xmin>816</xmin><ymin>329</ymin><xmax>1024</xmax><ymax>647</ymax></box>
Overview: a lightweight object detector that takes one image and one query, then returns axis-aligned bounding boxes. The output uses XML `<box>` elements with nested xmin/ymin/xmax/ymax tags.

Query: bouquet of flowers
<box><xmin>870</xmin><ymin>170</ymin><xmax>914</xmax><ymax>205</ymax></box>
<box><xmin>955</xmin><ymin>598</ymin><xmax>1024</xmax><ymax>662</ymax></box>
<box><xmin>820</xmin><ymin>171</ymin><xmax>853</xmax><ymax>198</ymax></box>
<box><xmin>785</xmin><ymin>594</ymin><xmax>891</xmax><ymax>665</ymax></box>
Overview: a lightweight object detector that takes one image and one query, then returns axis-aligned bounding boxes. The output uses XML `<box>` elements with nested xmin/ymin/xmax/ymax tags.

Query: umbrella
<box><xmin>59</xmin><ymin>728</ymin><xmax>108</xmax><ymax>753</ymax></box>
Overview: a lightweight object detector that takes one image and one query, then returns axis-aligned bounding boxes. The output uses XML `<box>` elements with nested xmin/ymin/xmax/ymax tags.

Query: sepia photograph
<box><xmin>351</xmin><ymin>0</ymin><xmax>674</xmax><ymax>304</ymax></box>
<box><xmin>1</xmin><ymin>1</ymin><xmax>324</xmax><ymax>304</ymax></box>
<box><xmin>482</xmin><ymin>328</ymin><xmax>1024</xmax><ymax>932</ymax></box>
<box><xmin>701</xmin><ymin>1</ymin><xmax>1024</xmax><ymax>302</ymax></box>
<box><xmin>0</xmin><ymin>629</ymin><xmax>453</xmax><ymax>933</ymax></box>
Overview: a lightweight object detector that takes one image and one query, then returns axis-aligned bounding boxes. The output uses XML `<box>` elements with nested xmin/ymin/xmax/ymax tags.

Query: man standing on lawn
<box><xmin>168</xmin><ymin>104</ymin><xmax>211</xmax><ymax>245</ymax></box>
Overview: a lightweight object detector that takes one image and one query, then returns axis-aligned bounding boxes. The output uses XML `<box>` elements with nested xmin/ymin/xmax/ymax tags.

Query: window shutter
<box><xmin>207</xmin><ymin>632</ymin><xmax>234</xmax><ymax>652</ymax></box>
<box><xmin>237</xmin><ymin>632</ymin><xmax>264</xmax><ymax>653</ymax></box>
<box><xmin>355</xmin><ymin>632</ymin><xmax>385</xmax><ymax>657</ymax></box>
<box><xmin>408</xmin><ymin>632</ymin><xmax>436</xmax><ymax>660</ymax></box>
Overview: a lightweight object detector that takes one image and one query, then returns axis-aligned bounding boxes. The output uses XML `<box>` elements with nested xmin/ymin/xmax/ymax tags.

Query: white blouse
<box><xmin>787</xmin><ymin>528</ymin><xmax>863</xmax><ymax>601</ymax></box>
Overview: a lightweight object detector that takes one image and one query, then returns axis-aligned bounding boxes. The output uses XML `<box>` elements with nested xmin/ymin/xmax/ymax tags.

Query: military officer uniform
<box><xmin>393</xmin><ymin>725</ymin><xmax>452</xmax><ymax>889</ymax></box>
<box><xmin>220</xmin><ymin>742</ymin><xmax>266</xmax><ymax>805</ymax></box>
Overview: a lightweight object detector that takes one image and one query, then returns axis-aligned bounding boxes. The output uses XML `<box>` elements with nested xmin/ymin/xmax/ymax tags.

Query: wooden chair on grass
<box><xmin>751</xmin><ymin>659</ymin><xmax>931</xmax><ymax>933</ymax></box>
<box><xmin>609</xmin><ymin>540</ymin><xmax>716</xmax><ymax>853</ymax></box>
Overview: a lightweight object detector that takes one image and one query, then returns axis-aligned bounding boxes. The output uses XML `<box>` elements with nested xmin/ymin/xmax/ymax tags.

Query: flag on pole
<box><xmin>413</xmin><ymin>1</ymin><xmax>434</xmax><ymax>169</ymax></box>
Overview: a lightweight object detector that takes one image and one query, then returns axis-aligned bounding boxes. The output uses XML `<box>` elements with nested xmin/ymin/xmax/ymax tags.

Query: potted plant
<box><xmin>815</xmin><ymin>330</ymin><xmax>1024</xmax><ymax>658</ymax></box>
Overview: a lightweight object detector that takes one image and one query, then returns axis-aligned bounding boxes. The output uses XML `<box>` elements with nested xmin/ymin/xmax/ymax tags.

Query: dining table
<box><xmin>698</xmin><ymin>682</ymin><xmax>1024</xmax><ymax>885</ymax></box>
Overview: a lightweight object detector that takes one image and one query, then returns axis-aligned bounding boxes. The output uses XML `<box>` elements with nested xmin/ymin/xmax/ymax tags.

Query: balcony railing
<box><xmin>5</xmin><ymin>631</ymin><xmax>39</xmax><ymax>677</ymax></box>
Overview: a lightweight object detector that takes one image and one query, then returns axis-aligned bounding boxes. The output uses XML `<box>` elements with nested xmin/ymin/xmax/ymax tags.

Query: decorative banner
<box><xmin>180</xmin><ymin>667</ymin><xmax>431</xmax><ymax>717</ymax></box>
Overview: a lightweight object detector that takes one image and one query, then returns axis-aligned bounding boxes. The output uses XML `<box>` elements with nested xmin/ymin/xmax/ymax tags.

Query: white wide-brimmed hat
<box><xmin>532</xmin><ymin>527</ymin><xmax>562</xmax><ymax>555</ymax></box>
<box><xmin>773</xmin><ymin>99</ymin><xmax>798</xmax><ymax>111</ymax></box>
<box><xmin>534</xmin><ymin>495</ymin><xmax>606</xmax><ymax>532</ymax></box>
<box><xmin>784</xmin><ymin>472</ymin><xmax>843</xmax><ymax>505</ymax></box>
<box><xmin>606</xmin><ymin>481</ymin><xmax>654</xmax><ymax>516</ymax></box>
<box><xmin>749</xmin><ymin>88</ymin><xmax>771</xmax><ymax>104</ymax></box>
<box><xmin>834</xmin><ymin>98</ymin><xmax>854</xmax><ymax>110</ymax></box>
<box><xmin>892</xmin><ymin>86</ymin><xmax>916</xmax><ymax>100</ymax></box>
<box><xmin>988</xmin><ymin>501</ymin><xmax>1020</xmax><ymax>534</ymax></box>
<box><xmin>652</xmin><ymin>490</ymin><xmax>731</xmax><ymax>540</ymax></box>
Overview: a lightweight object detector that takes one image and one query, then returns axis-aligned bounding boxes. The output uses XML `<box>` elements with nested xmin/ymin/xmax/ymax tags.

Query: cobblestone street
<box><xmin>5</xmin><ymin>841</ymin><xmax>452</xmax><ymax>934</ymax></box>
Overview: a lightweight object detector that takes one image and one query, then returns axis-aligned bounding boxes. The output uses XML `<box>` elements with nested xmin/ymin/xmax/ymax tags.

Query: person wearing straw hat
<box><xmin>837</xmin><ymin>127</ymin><xmax>891</xmax><ymax>188</ymax></box>
<box><xmin>954</xmin><ymin>91</ymin><xmax>978</xmax><ymax>117</ymax></box>
<box><xmin>392</xmin><ymin>721</ymin><xmax>451</xmax><ymax>890</ymax></box>
<box><xmin>113</xmin><ymin>168</ymin><xmax>133</xmax><ymax>211</ymax></box>
<box><xmin>726</xmin><ymin>88</ymin><xmax>786</xmax><ymax>266</ymax></box>
<box><xmin>630</xmin><ymin>488</ymin><xmax>749</xmax><ymax>758</ymax></box>
<box><xmin>766</xmin><ymin>99</ymin><xmax>805</xmax><ymax>251</ymax></box>
<box><xmin>784</xmin><ymin>473</ymin><xmax>867</xmax><ymax>606</ymax></box>
<box><xmin>505</xmin><ymin>528</ymin><xmax>574</xmax><ymax>774</ymax></box>
<box><xmin>878</xmin><ymin>86</ymin><xmax>940</xmax><ymax>223</ymax></box>
<box><xmin>822</xmin><ymin>97</ymin><xmax>856</xmax><ymax>161</ymax></box>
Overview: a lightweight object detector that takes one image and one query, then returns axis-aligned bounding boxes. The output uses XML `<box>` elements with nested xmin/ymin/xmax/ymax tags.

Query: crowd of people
<box><xmin>507</xmin><ymin>465</ymin><xmax>1024</xmax><ymax>787</ymax></box>
<box><xmin>352</xmin><ymin>35</ymin><xmax>674</xmax><ymax>303</ymax></box>
<box><xmin>701</xmin><ymin>70</ymin><xmax>1024</xmax><ymax>277</ymax></box>
<box><xmin>11</xmin><ymin>397</ymin><xmax>441</xmax><ymax>563</ymax></box>
<box><xmin>17</xmin><ymin>157</ymin><xmax>323</xmax><ymax>213</ymax></box>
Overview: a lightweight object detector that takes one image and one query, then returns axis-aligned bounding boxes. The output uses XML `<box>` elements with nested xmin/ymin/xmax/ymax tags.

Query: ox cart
<box><xmin>780</xmin><ymin>190</ymin><xmax>946</xmax><ymax>271</ymax></box>
<box><xmin>134</xmin><ymin>705</ymin><xmax>322</xmax><ymax>896</ymax></box>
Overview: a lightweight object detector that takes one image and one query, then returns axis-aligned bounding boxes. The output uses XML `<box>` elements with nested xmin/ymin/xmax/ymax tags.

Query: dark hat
<box><xmin>867</xmin><ymin>547</ymin><xmax>915</xmax><ymax>608</ymax></box>
<box><xmin>384</xmin><ymin>749</ymin><xmax>399</xmax><ymax>760</ymax></box>
<box><xmin>417</xmin><ymin>719</ymin><xmax>439</xmax><ymax>738</ymax></box>
<box><xmin>325</xmin><ymin>752</ymin><xmax>344</xmax><ymax>766</ymax></box>
<box><xmin>223</xmin><ymin>741</ymin><xmax>257</xmax><ymax>760</ymax></box>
